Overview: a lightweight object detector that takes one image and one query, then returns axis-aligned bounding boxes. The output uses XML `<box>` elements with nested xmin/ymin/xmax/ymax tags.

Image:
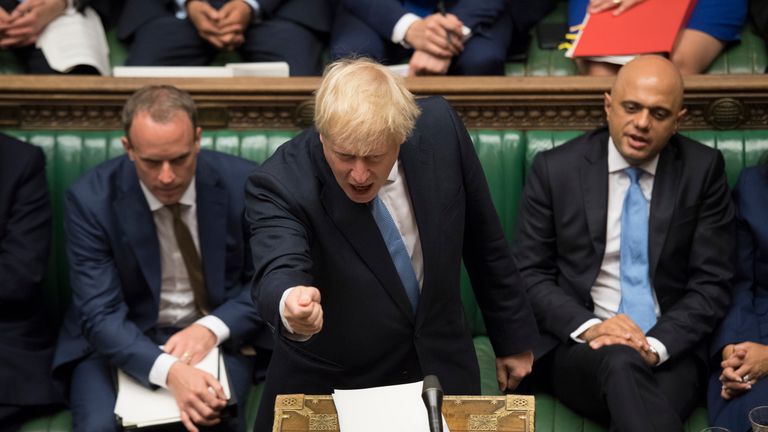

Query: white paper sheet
<box><xmin>113</xmin><ymin>62</ymin><xmax>290</xmax><ymax>78</ymax></box>
<box><xmin>36</xmin><ymin>7</ymin><xmax>110</xmax><ymax>75</ymax></box>
<box><xmin>114</xmin><ymin>347</ymin><xmax>230</xmax><ymax>428</ymax></box>
<box><xmin>332</xmin><ymin>381</ymin><xmax>450</xmax><ymax>432</ymax></box>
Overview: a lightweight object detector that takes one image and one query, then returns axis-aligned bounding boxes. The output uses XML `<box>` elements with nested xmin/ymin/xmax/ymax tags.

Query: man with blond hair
<box><xmin>246</xmin><ymin>58</ymin><xmax>538</xmax><ymax>431</ymax></box>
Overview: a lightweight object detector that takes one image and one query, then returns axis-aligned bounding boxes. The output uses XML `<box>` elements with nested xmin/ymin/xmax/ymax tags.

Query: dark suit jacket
<box><xmin>247</xmin><ymin>97</ymin><xmax>537</xmax><ymax>398</ymax></box>
<box><xmin>342</xmin><ymin>0</ymin><xmax>508</xmax><ymax>40</ymax></box>
<box><xmin>117</xmin><ymin>0</ymin><xmax>331</xmax><ymax>40</ymax></box>
<box><xmin>711</xmin><ymin>166</ymin><xmax>768</xmax><ymax>354</ymax></box>
<box><xmin>707</xmin><ymin>165</ymin><xmax>768</xmax><ymax>432</ymax></box>
<box><xmin>515</xmin><ymin>127</ymin><xmax>734</xmax><ymax>361</ymax></box>
<box><xmin>0</xmin><ymin>135</ymin><xmax>60</xmax><ymax>406</ymax></box>
<box><xmin>53</xmin><ymin>150</ymin><xmax>271</xmax><ymax>389</ymax></box>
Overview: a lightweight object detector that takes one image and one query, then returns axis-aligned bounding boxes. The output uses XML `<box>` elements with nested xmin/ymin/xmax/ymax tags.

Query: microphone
<box><xmin>421</xmin><ymin>375</ymin><xmax>444</xmax><ymax>432</ymax></box>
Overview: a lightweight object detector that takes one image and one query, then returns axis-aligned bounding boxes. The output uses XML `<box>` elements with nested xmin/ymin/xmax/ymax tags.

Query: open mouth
<box><xmin>350</xmin><ymin>184</ymin><xmax>373</xmax><ymax>193</ymax></box>
<box><xmin>625</xmin><ymin>133</ymin><xmax>649</xmax><ymax>148</ymax></box>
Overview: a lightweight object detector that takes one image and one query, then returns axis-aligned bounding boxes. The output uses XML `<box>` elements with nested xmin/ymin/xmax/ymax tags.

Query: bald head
<box><xmin>604</xmin><ymin>55</ymin><xmax>687</xmax><ymax>166</ymax></box>
<box><xmin>613</xmin><ymin>55</ymin><xmax>685</xmax><ymax>112</ymax></box>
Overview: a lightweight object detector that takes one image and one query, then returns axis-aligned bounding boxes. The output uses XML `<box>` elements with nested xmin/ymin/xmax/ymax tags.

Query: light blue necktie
<box><xmin>618</xmin><ymin>167</ymin><xmax>656</xmax><ymax>333</ymax></box>
<box><xmin>403</xmin><ymin>0</ymin><xmax>436</xmax><ymax>17</ymax></box>
<box><xmin>371</xmin><ymin>196</ymin><xmax>420</xmax><ymax>313</ymax></box>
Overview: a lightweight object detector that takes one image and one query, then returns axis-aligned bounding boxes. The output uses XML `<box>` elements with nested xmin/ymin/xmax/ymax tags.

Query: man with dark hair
<box><xmin>515</xmin><ymin>55</ymin><xmax>734</xmax><ymax>431</ymax></box>
<box><xmin>53</xmin><ymin>85</ymin><xmax>271</xmax><ymax>431</ymax></box>
<box><xmin>0</xmin><ymin>134</ymin><xmax>61</xmax><ymax>432</ymax></box>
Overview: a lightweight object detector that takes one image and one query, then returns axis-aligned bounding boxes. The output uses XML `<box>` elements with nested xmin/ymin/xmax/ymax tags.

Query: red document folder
<box><xmin>570</xmin><ymin>0</ymin><xmax>698</xmax><ymax>58</ymax></box>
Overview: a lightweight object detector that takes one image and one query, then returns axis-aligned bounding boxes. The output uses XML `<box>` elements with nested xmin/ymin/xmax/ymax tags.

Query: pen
<box><xmin>436</xmin><ymin>0</ymin><xmax>454</xmax><ymax>50</ymax></box>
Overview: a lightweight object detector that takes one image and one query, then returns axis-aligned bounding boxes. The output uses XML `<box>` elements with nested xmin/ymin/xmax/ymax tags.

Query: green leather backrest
<box><xmin>6</xmin><ymin>127</ymin><xmax>767</xmax><ymax>339</ymax></box>
<box><xmin>4</xmin><ymin>129</ymin><xmax>298</xmax><ymax>324</ymax></box>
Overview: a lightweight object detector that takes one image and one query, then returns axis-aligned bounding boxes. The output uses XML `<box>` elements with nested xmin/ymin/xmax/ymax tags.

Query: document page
<box><xmin>114</xmin><ymin>347</ymin><xmax>229</xmax><ymax>428</ymax></box>
<box><xmin>37</xmin><ymin>7</ymin><xmax>110</xmax><ymax>75</ymax></box>
<box><xmin>332</xmin><ymin>381</ymin><xmax>449</xmax><ymax>432</ymax></box>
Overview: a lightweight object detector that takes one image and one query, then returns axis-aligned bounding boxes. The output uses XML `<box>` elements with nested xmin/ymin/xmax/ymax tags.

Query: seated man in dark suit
<box><xmin>53</xmin><ymin>85</ymin><xmax>272</xmax><ymax>431</ymax></box>
<box><xmin>331</xmin><ymin>0</ymin><xmax>554</xmax><ymax>76</ymax></box>
<box><xmin>118</xmin><ymin>0</ymin><xmax>331</xmax><ymax>76</ymax></box>
<box><xmin>246</xmin><ymin>58</ymin><xmax>539</xmax><ymax>431</ymax></box>
<box><xmin>514</xmin><ymin>55</ymin><xmax>734</xmax><ymax>431</ymax></box>
<box><xmin>0</xmin><ymin>134</ymin><xmax>62</xmax><ymax>432</ymax></box>
<box><xmin>0</xmin><ymin>0</ymin><xmax>111</xmax><ymax>74</ymax></box>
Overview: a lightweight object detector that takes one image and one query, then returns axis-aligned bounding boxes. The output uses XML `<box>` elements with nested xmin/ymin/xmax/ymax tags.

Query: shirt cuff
<box><xmin>392</xmin><ymin>13</ymin><xmax>421</xmax><ymax>46</ymax></box>
<box><xmin>571</xmin><ymin>318</ymin><xmax>602</xmax><ymax>342</ymax></box>
<box><xmin>279</xmin><ymin>287</ymin><xmax>312</xmax><ymax>342</ymax></box>
<box><xmin>175</xmin><ymin>0</ymin><xmax>187</xmax><ymax>19</ymax></box>
<box><xmin>241</xmin><ymin>0</ymin><xmax>261</xmax><ymax>22</ymax></box>
<box><xmin>196</xmin><ymin>315</ymin><xmax>229</xmax><ymax>345</ymax></box>
<box><xmin>647</xmin><ymin>337</ymin><xmax>669</xmax><ymax>366</ymax></box>
<box><xmin>148</xmin><ymin>353</ymin><xmax>179</xmax><ymax>388</ymax></box>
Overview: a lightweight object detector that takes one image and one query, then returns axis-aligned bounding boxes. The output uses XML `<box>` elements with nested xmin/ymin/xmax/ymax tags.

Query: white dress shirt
<box><xmin>569</xmin><ymin>139</ymin><xmax>670</xmax><ymax>365</ymax></box>
<box><xmin>279</xmin><ymin>160</ymin><xmax>423</xmax><ymax>337</ymax></box>
<box><xmin>139</xmin><ymin>179</ymin><xmax>230</xmax><ymax>388</ymax></box>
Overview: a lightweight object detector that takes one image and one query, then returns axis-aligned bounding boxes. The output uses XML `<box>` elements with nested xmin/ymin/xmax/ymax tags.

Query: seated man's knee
<box><xmin>453</xmin><ymin>48</ymin><xmax>506</xmax><ymax>75</ymax></box>
<box><xmin>597</xmin><ymin>344</ymin><xmax>648</xmax><ymax>377</ymax></box>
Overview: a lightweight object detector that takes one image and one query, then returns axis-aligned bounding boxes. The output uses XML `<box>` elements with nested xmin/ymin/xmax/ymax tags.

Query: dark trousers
<box><xmin>68</xmin><ymin>329</ymin><xmax>256</xmax><ymax>432</ymax></box>
<box><xmin>330</xmin><ymin>6</ymin><xmax>513</xmax><ymax>75</ymax></box>
<box><xmin>543</xmin><ymin>343</ymin><xmax>703</xmax><ymax>432</ymax></box>
<box><xmin>124</xmin><ymin>9</ymin><xmax>326</xmax><ymax>76</ymax></box>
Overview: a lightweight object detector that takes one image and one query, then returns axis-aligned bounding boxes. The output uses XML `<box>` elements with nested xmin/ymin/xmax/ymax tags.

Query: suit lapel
<box><xmin>581</xmin><ymin>137</ymin><xmax>609</xmax><ymax>256</ymax></box>
<box><xmin>399</xmin><ymin>132</ymin><xmax>438</xmax><ymax>324</ymax></box>
<box><xmin>195</xmin><ymin>156</ymin><xmax>228</xmax><ymax>306</ymax></box>
<box><xmin>313</xmin><ymin>140</ymin><xmax>415</xmax><ymax>322</ymax></box>
<box><xmin>648</xmin><ymin>142</ymin><xmax>680</xmax><ymax>280</ymax></box>
<box><xmin>114</xmin><ymin>158</ymin><xmax>162</xmax><ymax>300</ymax></box>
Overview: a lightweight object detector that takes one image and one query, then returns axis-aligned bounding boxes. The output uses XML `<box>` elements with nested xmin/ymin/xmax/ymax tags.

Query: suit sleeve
<box><xmin>205</xmin><ymin>195</ymin><xmax>272</xmax><ymax>350</ymax></box>
<box><xmin>710</xmin><ymin>171</ymin><xmax>759</xmax><ymax>358</ymax></box>
<box><xmin>449</xmin><ymin>0</ymin><xmax>508</xmax><ymax>32</ymax></box>
<box><xmin>646</xmin><ymin>150</ymin><xmax>734</xmax><ymax>359</ymax></box>
<box><xmin>245</xmin><ymin>169</ymin><xmax>314</xmax><ymax>333</ymax></box>
<box><xmin>447</xmin><ymin>104</ymin><xmax>539</xmax><ymax>357</ymax></box>
<box><xmin>514</xmin><ymin>152</ymin><xmax>599</xmax><ymax>341</ymax></box>
<box><xmin>65</xmin><ymin>189</ymin><xmax>163</xmax><ymax>387</ymax></box>
<box><xmin>0</xmin><ymin>146</ymin><xmax>51</xmax><ymax>304</ymax></box>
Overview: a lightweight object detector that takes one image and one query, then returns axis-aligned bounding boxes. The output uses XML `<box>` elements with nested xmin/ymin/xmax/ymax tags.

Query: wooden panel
<box><xmin>273</xmin><ymin>394</ymin><xmax>535</xmax><ymax>432</ymax></box>
<box><xmin>1</xmin><ymin>75</ymin><xmax>767</xmax><ymax>131</ymax></box>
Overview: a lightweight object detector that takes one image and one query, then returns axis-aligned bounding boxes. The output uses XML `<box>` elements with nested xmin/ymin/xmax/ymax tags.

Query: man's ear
<box><xmin>121</xmin><ymin>136</ymin><xmax>134</xmax><ymax>160</ymax></box>
<box><xmin>674</xmin><ymin>107</ymin><xmax>688</xmax><ymax>132</ymax></box>
<box><xmin>194</xmin><ymin>127</ymin><xmax>202</xmax><ymax>152</ymax></box>
<box><xmin>603</xmin><ymin>92</ymin><xmax>612</xmax><ymax>115</ymax></box>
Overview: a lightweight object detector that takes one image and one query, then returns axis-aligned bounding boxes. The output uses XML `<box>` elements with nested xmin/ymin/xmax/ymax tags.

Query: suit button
<box><xmin>401</xmin><ymin>370</ymin><xmax>409</xmax><ymax>376</ymax></box>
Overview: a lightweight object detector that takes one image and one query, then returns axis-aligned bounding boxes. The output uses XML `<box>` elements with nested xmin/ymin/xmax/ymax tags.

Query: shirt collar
<box><xmin>607</xmin><ymin>137</ymin><xmax>659</xmax><ymax>176</ymax></box>
<box><xmin>386</xmin><ymin>160</ymin><xmax>400</xmax><ymax>184</ymax></box>
<box><xmin>140</xmin><ymin>176</ymin><xmax>197</xmax><ymax>212</ymax></box>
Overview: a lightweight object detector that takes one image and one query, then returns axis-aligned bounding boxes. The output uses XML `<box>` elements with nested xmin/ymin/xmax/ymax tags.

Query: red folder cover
<box><xmin>570</xmin><ymin>0</ymin><xmax>698</xmax><ymax>58</ymax></box>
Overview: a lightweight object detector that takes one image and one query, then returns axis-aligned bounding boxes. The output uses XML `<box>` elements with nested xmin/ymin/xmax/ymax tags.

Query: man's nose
<box><xmin>350</xmin><ymin>160</ymin><xmax>369</xmax><ymax>184</ymax></box>
<box><xmin>158</xmin><ymin>161</ymin><xmax>175</xmax><ymax>184</ymax></box>
<box><xmin>634</xmin><ymin>109</ymin><xmax>651</xmax><ymax>130</ymax></box>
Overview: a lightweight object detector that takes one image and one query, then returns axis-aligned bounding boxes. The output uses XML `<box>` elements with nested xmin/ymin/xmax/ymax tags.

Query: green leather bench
<box><xmin>7</xmin><ymin>127</ymin><xmax>766</xmax><ymax>431</ymax></box>
<box><xmin>1</xmin><ymin>1</ymin><xmax>765</xmax><ymax>76</ymax></box>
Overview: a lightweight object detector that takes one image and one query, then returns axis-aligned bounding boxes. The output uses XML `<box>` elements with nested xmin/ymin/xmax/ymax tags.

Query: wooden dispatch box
<box><xmin>272</xmin><ymin>394</ymin><xmax>535</xmax><ymax>432</ymax></box>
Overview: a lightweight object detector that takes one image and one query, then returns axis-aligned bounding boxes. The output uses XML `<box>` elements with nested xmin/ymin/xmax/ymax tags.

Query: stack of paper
<box><xmin>332</xmin><ymin>381</ymin><xmax>450</xmax><ymax>432</ymax></box>
<box><xmin>113</xmin><ymin>62</ymin><xmax>290</xmax><ymax>78</ymax></box>
<box><xmin>114</xmin><ymin>347</ymin><xmax>230</xmax><ymax>428</ymax></box>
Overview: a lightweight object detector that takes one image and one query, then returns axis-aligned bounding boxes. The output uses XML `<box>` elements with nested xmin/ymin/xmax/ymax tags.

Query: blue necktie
<box><xmin>404</xmin><ymin>0</ymin><xmax>436</xmax><ymax>17</ymax></box>
<box><xmin>371</xmin><ymin>196</ymin><xmax>420</xmax><ymax>313</ymax></box>
<box><xmin>618</xmin><ymin>167</ymin><xmax>656</xmax><ymax>333</ymax></box>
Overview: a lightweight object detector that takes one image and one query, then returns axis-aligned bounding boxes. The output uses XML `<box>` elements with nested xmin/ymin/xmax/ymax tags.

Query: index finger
<box><xmin>203</xmin><ymin>374</ymin><xmax>228</xmax><ymax>402</ymax></box>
